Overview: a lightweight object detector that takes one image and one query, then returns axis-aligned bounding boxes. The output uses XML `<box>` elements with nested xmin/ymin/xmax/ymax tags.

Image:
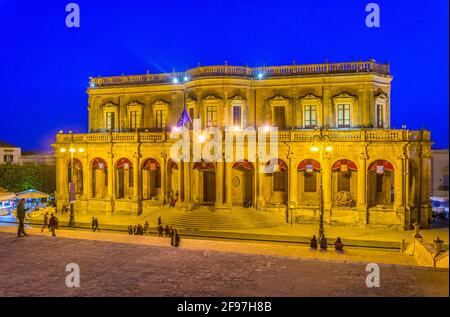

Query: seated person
<box><xmin>320</xmin><ymin>236</ymin><xmax>328</xmax><ymax>250</ymax></box>
<box><xmin>310</xmin><ymin>235</ymin><xmax>318</xmax><ymax>249</ymax></box>
<box><xmin>334</xmin><ymin>237</ymin><xmax>344</xmax><ymax>251</ymax></box>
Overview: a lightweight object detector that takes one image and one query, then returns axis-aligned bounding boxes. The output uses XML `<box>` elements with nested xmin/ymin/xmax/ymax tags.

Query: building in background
<box><xmin>431</xmin><ymin>149</ymin><xmax>449</xmax><ymax>217</ymax></box>
<box><xmin>21</xmin><ymin>151</ymin><xmax>56</xmax><ymax>166</ymax></box>
<box><xmin>0</xmin><ymin>141</ymin><xmax>21</xmax><ymax>164</ymax></box>
<box><xmin>54</xmin><ymin>60</ymin><xmax>433</xmax><ymax>230</ymax></box>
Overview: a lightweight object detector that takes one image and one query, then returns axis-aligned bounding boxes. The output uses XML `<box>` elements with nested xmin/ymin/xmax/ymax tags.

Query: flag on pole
<box><xmin>176</xmin><ymin>108</ymin><xmax>192</xmax><ymax>128</ymax></box>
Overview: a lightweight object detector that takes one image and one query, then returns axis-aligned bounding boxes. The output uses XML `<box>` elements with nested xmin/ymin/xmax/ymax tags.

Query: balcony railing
<box><xmin>55</xmin><ymin>129</ymin><xmax>429</xmax><ymax>145</ymax></box>
<box><xmin>89</xmin><ymin>60</ymin><xmax>390</xmax><ymax>88</ymax></box>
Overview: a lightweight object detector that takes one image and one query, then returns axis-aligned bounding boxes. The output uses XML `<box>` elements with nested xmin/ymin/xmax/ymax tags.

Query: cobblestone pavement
<box><xmin>0</xmin><ymin>229</ymin><xmax>447</xmax><ymax>297</ymax></box>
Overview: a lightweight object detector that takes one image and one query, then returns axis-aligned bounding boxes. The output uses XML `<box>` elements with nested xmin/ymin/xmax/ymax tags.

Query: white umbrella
<box><xmin>0</xmin><ymin>192</ymin><xmax>16</xmax><ymax>202</ymax></box>
<box><xmin>16</xmin><ymin>190</ymin><xmax>49</xmax><ymax>199</ymax></box>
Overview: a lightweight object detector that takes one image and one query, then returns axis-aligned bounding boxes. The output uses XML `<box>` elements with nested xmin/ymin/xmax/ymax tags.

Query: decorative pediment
<box><xmin>186</xmin><ymin>97</ymin><xmax>196</xmax><ymax>104</ymax></box>
<box><xmin>202</xmin><ymin>95</ymin><xmax>221</xmax><ymax>103</ymax></box>
<box><xmin>333</xmin><ymin>92</ymin><xmax>355</xmax><ymax>99</ymax></box>
<box><xmin>127</xmin><ymin>101</ymin><xmax>144</xmax><ymax>111</ymax></box>
<box><xmin>153</xmin><ymin>99</ymin><xmax>170</xmax><ymax>109</ymax></box>
<box><xmin>375</xmin><ymin>92</ymin><xmax>388</xmax><ymax>100</ymax></box>
<box><xmin>268</xmin><ymin>95</ymin><xmax>290</xmax><ymax>106</ymax></box>
<box><xmin>333</xmin><ymin>92</ymin><xmax>356</xmax><ymax>104</ymax></box>
<box><xmin>230</xmin><ymin>95</ymin><xmax>246</xmax><ymax>102</ymax></box>
<box><xmin>103</xmin><ymin>102</ymin><xmax>119</xmax><ymax>110</ymax></box>
<box><xmin>299</xmin><ymin>93</ymin><xmax>322</xmax><ymax>105</ymax></box>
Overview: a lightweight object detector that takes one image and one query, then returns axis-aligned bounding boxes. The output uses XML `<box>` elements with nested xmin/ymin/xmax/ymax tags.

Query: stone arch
<box><xmin>331</xmin><ymin>159</ymin><xmax>358</xmax><ymax>207</ymax></box>
<box><xmin>141</xmin><ymin>158</ymin><xmax>162</xmax><ymax>200</ymax></box>
<box><xmin>232</xmin><ymin>160</ymin><xmax>255</xmax><ymax>206</ymax></box>
<box><xmin>297</xmin><ymin>159</ymin><xmax>321</xmax><ymax>206</ymax></box>
<box><xmin>367</xmin><ymin>159</ymin><xmax>395</xmax><ymax>208</ymax></box>
<box><xmin>68</xmin><ymin>158</ymin><xmax>83</xmax><ymax>195</ymax></box>
<box><xmin>91</xmin><ymin>157</ymin><xmax>108</xmax><ymax>198</ymax></box>
<box><xmin>115</xmin><ymin>158</ymin><xmax>133</xmax><ymax>199</ymax></box>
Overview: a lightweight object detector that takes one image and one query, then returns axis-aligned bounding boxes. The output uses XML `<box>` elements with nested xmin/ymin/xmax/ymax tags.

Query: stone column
<box><xmin>419</xmin><ymin>143</ymin><xmax>432</xmax><ymax>227</ymax></box>
<box><xmin>357</xmin><ymin>152</ymin><xmax>368</xmax><ymax>227</ymax></box>
<box><xmin>184</xmin><ymin>161</ymin><xmax>191</xmax><ymax>208</ymax></box>
<box><xmin>83</xmin><ymin>155</ymin><xmax>90</xmax><ymax>200</ymax></box>
<box><xmin>108</xmin><ymin>151</ymin><xmax>115</xmax><ymax>215</ymax></box>
<box><xmin>288</xmin><ymin>156</ymin><xmax>297</xmax><ymax>208</ymax></box>
<box><xmin>224</xmin><ymin>161</ymin><xmax>233</xmax><ymax>207</ymax></box>
<box><xmin>133</xmin><ymin>157</ymin><xmax>139</xmax><ymax>199</ymax></box>
<box><xmin>322</xmin><ymin>158</ymin><xmax>332</xmax><ymax>211</ymax></box>
<box><xmin>160</xmin><ymin>154</ymin><xmax>166</xmax><ymax>201</ymax></box>
<box><xmin>256</xmin><ymin>156</ymin><xmax>265</xmax><ymax>210</ymax></box>
<box><xmin>216</xmin><ymin>159</ymin><xmax>224</xmax><ymax>207</ymax></box>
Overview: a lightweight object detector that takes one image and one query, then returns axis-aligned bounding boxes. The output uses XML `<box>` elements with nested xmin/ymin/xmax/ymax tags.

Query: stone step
<box><xmin>148</xmin><ymin>207</ymin><xmax>286</xmax><ymax>230</ymax></box>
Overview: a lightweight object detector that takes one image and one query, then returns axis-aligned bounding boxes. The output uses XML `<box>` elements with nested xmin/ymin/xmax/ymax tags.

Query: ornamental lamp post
<box><xmin>60</xmin><ymin>144</ymin><xmax>84</xmax><ymax>227</ymax></box>
<box><xmin>311</xmin><ymin>129</ymin><xmax>332</xmax><ymax>240</ymax></box>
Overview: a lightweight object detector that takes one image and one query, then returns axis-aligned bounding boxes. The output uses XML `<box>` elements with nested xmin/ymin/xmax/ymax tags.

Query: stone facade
<box><xmin>54</xmin><ymin>60</ymin><xmax>433</xmax><ymax>229</ymax></box>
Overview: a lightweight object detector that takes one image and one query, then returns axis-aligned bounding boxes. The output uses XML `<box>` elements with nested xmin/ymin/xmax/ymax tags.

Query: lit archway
<box><xmin>331</xmin><ymin>159</ymin><xmax>358</xmax><ymax>207</ymax></box>
<box><xmin>232</xmin><ymin>160</ymin><xmax>254</xmax><ymax>206</ymax></box>
<box><xmin>68</xmin><ymin>158</ymin><xmax>83</xmax><ymax>195</ymax></box>
<box><xmin>116</xmin><ymin>158</ymin><xmax>133</xmax><ymax>199</ymax></box>
<box><xmin>265</xmin><ymin>159</ymin><xmax>288</xmax><ymax>204</ymax></box>
<box><xmin>193</xmin><ymin>160</ymin><xmax>216</xmax><ymax>203</ymax></box>
<box><xmin>297</xmin><ymin>159</ymin><xmax>320</xmax><ymax>206</ymax></box>
<box><xmin>91</xmin><ymin>158</ymin><xmax>108</xmax><ymax>198</ymax></box>
<box><xmin>142</xmin><ymin>158</ymin><xmax>161</xmax><ymax>200</ymax></box>
<box><xmin>368</xmin><ymin>160</ymin><xmax>395</xmax><ymax>208</ymax></box>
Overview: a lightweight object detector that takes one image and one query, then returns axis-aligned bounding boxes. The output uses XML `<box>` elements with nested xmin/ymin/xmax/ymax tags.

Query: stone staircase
<box><xmin>148</xmin><ymin>205</ymin><xmax>287</xmax><ymax>230</ymax></box>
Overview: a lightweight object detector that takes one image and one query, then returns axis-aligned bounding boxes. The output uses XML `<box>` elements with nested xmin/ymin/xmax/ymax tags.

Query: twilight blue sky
<box><xmin>0</xmin><ymin>0</ymin><xmax>448</xmax><ymax>151</ymax></box>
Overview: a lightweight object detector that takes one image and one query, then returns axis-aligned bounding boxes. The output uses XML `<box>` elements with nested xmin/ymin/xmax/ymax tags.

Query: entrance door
<box><xmin>203</xmin><ymin>171</ymin><xmax>216</xmax><ymax>203</ymax></box>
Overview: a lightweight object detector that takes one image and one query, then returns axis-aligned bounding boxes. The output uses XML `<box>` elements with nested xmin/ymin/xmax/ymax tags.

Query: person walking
<box><xmin>158</xmin><ymin>216</ymin><xmax>162</xmax><ymax>226</ymax></box>
<box><xmin>164</xmin><ymin>224</ymin><xmax>170</xmax><ymax>238</ymax></box>
<box><xmin>310</xmin><ymin>235</ymin><xmax>318</xmax><ymax>250</ymax></box>
<box><xmin>16</xmin><ymin>199</ymin><xmax>28</xmax><ymax>237</ymax></box>
<box><xmin>320</xmin><ymin>235</ymin><xmax>328</xmax><ymax>251</ymax></box>
<box><xmin>157</xmin><ymin>224</ymin><xmax>164</xmax><ymax>237</ymax></box>
<box><xmin>170</xmin><ymin>228</ymin><xmax>176</xmax><ymax>246</ymax></box>
<box><xmin>128</xmin><ymin>225</ymin><xmax>133</xmax><ymax>235</ymax></box>
<box><xmin>92</xmin><ymin>217</ymin><xmax>99</xmax><ymax>232</ymax></box>
<box><xmin>48</xmin><ymin>213</ymin><xmax>58</xmax><ymax>237</ymax></box>
<box><xmin>41</xmin><ymin>212</ymin><xmax>49</xmax><ymax>233</ymax></box>
<box><xmin>173</xmin><ymin>229</ymin><xmax>180</xmax><ymax>247</ymax></box>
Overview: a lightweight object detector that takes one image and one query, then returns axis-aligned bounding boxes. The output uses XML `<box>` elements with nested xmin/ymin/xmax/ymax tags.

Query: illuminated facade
<box><xmin>54</xmin><ymin>60</ymin><xmax>433</xmax><ymax>229</ymax></box>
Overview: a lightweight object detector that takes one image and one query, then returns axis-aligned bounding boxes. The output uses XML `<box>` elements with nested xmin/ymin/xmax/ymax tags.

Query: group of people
<box><xmin>36</xmin><ymin>211</ymin><xmax>58</xmax><ymax>237</ymax></box>
<box><xmin>16</xmin><ymin>200</ymin><xmax>59</xmax><ymax>238</ymax></box>
<box><xmin>127</xmin><ymin>221</ymin><xmax>150</xmax><ymax>235</ymax></box>
<box><xmin>310</xmin><ymin>235</ymin><xmax>344</xmax><ymax>252</ymax></box>
<box><xmin>127</xmin><ymin>218</ymin><xmax>181</xmax><ymax>247</ymax></box>
<box><xmin>156</xmin><ymin>224</ymin><xmax>180</xmax><ymax>247</ymax></box>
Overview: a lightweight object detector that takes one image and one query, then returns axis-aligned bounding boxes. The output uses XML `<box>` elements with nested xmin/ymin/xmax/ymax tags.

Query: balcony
<box><xmin>55</xmin><ymin>129</ymin><xmax>429</xmax><ymax>145</ymax></box>
<box><xmin>89</xmin><ymin>60</ymin><xmax>390</xmax><ymax>88</ymax></box>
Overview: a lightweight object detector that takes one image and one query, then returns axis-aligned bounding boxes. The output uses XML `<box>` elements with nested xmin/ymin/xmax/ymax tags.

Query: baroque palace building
<box><xmin>54</xmin><ymin>60</ymin><xmax>433</xmax><ymax>230</ymax></box>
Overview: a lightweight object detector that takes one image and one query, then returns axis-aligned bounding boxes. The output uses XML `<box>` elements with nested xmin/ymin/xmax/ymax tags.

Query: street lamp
<box><xmin>60</xmin><ymin>144</ymin><xmax>84</xmax><ymax>227</ymax></box>
<box><xmin>310</xmin><ymin>129</ymin><xmax>332</xmax><ymax>240</ymax></box>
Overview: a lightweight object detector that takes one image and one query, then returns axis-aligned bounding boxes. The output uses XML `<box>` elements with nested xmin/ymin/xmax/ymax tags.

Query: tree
<box><xmin>0</xmin><ymin>164</ymin><xmax>55</xmax><ymax>194</ymax></box>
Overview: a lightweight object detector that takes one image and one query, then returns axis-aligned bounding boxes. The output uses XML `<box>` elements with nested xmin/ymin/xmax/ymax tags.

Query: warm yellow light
<box><xmin>233</xmin><ymin>126</ymin><xmax>240</xmax><ymax>132</ymax></box>
<box><xmin>310</xmin><ymin>146</ymin><xmax>319</xmax><ymax>152</ymax></box>
<box><xmin>60</xmin><ymin>148</ymin><xmax>67</xmax><ymax>153</ymax></box>
<box><xmin>262</xmin><ymin>125</ymin><xmax>271</xmax><ymax>132</ymax></box>
<box><xmin>69</xmin><ymin>147</ymin><xmax>76</xmax><ymax>153</ymax></box>
<box><xmin>325</xmin><ymin>146</ymin><xmax>333</xmax><ymax>152</ymax></box>
<box><xmin>78</xmin><ymin>148</ymin><xmax>85</xmax><ymax>153</ymax></box>
<box><xmin>198</xmin><ymin>135</ymin><xmax>206</xmax><ymax>143</ymax></box>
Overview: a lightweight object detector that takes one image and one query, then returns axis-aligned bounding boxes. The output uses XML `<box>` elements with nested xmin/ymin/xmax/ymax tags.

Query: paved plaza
<box><xmin>0</xmin><ymin>226</ymin><xmax>447</xmax><ymax>297</ymax></box>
